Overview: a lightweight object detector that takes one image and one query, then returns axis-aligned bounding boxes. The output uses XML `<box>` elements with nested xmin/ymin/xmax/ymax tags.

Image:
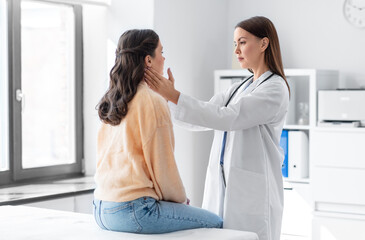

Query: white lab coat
<box><xmin>168</xmin><ymin>71</ymin><xmax>289</xmax><ymax>240</ymax></box>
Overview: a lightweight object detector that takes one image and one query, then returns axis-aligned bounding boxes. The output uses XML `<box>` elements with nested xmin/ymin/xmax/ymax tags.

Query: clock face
<box><xmin>344</xmin><ymin>0</ymin><xmax>365</xmax><ymax>28</ymax></box>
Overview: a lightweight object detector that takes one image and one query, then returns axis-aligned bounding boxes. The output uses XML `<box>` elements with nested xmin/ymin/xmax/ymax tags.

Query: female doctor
<box><xmin>145</xmin><ymin>16</ymin><xmax>290</xmax><ymax>240</ymax></box>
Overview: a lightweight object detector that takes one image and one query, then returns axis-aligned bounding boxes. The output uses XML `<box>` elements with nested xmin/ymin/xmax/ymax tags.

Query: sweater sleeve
<box><xmin>142</xmin><ymin>124</ymin><xmax>187</xmax><ymax>203</ymax></box>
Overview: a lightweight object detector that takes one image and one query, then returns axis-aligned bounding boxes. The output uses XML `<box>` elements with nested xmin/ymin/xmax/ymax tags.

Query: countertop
<box><xmin>0</xmin><ymin>176</ymin><xmax>95</xmax><ymax>205</ymax></box>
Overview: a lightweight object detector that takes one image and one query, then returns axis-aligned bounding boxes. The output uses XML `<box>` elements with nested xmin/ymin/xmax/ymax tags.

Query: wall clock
<box><xmin>343</xmin><ymin>0</ymin><xmax>365</xmax><ymax>28</ymax></box>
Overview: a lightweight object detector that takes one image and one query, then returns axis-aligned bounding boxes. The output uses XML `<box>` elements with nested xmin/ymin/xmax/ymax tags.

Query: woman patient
<box><xmin>93</xmin><ymin>29</ymin><xmax>222</xmax><ymax>234</ymax></box>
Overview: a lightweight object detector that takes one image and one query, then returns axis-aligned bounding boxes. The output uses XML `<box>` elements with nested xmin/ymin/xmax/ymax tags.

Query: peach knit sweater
<box><xmin>94</xmin><ymin>82</ymin><xmax>186</xmax><ymax>203</ymax></box>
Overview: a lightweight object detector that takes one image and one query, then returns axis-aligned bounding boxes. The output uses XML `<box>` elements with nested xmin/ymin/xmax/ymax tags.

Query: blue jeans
<box><xmin>93</xmin><ymin>197</ymin><xmax>223</xmax><ymax>234</ymax></box>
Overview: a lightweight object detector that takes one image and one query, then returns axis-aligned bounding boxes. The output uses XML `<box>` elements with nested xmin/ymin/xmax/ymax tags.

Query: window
<box><xmin>0</xmin><ymin>0</ymin><xmax>83</xmax><ymax>184</ymax></box>
<box><xmin>20</xmin><ymin>1</ymin><xmax>77</xmax><ymax>169</ymax></box>
<box><xmin>0</xmin><ymin>0</ymin><xmax>9</xmax><ymax>173</ymax></box>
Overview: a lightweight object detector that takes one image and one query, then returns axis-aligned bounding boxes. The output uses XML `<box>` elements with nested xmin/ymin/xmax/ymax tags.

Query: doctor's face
<box><xmin>234</xmin><ymin>27</ymin><xmax>264</xmax><ymax>70</ymax></box>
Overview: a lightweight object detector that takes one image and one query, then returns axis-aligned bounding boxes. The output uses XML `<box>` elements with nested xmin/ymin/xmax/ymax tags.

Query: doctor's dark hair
<box><xmin>236</xmin><ymin>16</ymin><xmax>290</xmax><ymax>95</ymax></box>
<box><xmin>97</xmin><ymin>29</ymin><xmax>159</xmax><ymax>126</ymax></box>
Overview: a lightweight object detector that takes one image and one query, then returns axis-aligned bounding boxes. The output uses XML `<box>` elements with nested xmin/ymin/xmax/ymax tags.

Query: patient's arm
<box><xmin>142</xmin><ymin>124</ymin><xmax>187</xmax><ymax>204</ymax></box>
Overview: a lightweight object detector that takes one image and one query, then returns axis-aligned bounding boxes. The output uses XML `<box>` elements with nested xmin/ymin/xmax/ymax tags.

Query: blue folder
<box><xmin>280</xmin><ymin>130</ymin><xmax>288</xmax><ymax>178</ymax></box>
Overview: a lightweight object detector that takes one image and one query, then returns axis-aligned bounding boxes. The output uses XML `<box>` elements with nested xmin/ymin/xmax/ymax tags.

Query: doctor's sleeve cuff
<box><xmin>168</xmin><ymin>93</ymin><xmax>187</xmax><ymax>121</ymax></box>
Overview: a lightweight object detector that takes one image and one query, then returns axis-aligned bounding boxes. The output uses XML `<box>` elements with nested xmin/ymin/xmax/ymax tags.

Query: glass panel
<box><xmin>0</xmin><ymin>0</ymin><xmax>9</xmax><ymax>171</ymax></box>
<box><xmin>21</xmin><ymin>0</ymin><xmax>76</xmax><ymax>168</ymax></box>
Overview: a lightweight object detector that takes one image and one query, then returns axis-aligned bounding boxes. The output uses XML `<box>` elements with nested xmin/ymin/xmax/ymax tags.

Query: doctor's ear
<box><xmin>145</xmin><ymin>55</ymin><xmax>152</xmax><ymax>67</ymax></box>
<box><xmin>260</xmin><ymin>37</ymin><xmax>269</xmax><ymax>52</ymax></box>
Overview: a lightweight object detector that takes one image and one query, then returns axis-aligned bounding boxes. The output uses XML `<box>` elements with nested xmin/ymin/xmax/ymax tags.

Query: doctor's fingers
<box><xmin>167</xmin><ymin>68</ymin><xmax>175</xmax><ymax>85</ymax></box>
<box><xmin>147</xmin><ymin>67</ymin><xmax>171</xmax><ymax>84</ymax></box>
<box><xmin>144</xmin><ymin>71</ymin><xmax>158</xmax><ymax>89</ymax></box>
<box><xmin>145</xmin><ymin>78</ymin><xmax>156</xmax><ymax>90</ymax></box>
<box><xmin>144</xmin><ymin>70</ymin><xmax>160</xmax><ymax>87</ymax></box>
<box><xmin>144</xmin><ymin>69</ymin><xmax>163</xmax><ymax>83</ymax></box>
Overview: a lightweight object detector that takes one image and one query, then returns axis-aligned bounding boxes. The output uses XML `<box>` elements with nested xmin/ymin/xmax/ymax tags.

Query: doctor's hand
<box><xmin>145</xmin><ymin>67</ymin><xmax>181</xmax><ymax>104</ymax></box>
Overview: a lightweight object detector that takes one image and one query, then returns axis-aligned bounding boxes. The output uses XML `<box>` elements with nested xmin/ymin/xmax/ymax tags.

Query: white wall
<box><xmin>83</xmin><ymin>4</ymin><xmax>107</xmax><ymax>175</ymax></box>
<box><xmin>83</xmin><ymin>0</ymin><xmax>154</xmax><ymax>175</ymax></box>
<box><xmin>227</xmin><ymin>0</ymin><xmax>365</xmax><ymax>88</ymax></box>
<box><xmin>153</xmin><ymin>0</ymin><xmax>228</xmax><ymax>206</ymax></box>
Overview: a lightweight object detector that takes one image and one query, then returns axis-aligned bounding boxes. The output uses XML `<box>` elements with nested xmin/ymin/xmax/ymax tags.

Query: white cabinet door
<box><xmin>312</xmin><ymin>167</ymin><xmax>365</xmax><ymax>209</ymax></box>
<box><xmin>23</xmin><ymin>196</ymin><xmax>74</xmax><ymax>212</ymax></box>
<box><xmin>313</xmin><ymin>215</ymin><xmax>365</xmax><ymax>240</ymax></box>
<box><xmin>74</xmin><ymin>193</ymin><xmax>93</xmax><ymax>214</ymax></box>
<box><xmin>311</xmin><ymin>130</ymin><xmax>365</xmax><ymax>209</ymax></box>
<box><xmin>311</xmin><ymin>130</ymin><xmax>365</xmax><ymax>169</ymax></box>
<box><xmin>22</xmin><ymin>193</ymin><xmax>93</xmax><ymax>213</ymax></box>
<box><xmin>281</xmin><ymin>235</ymin><xmax>309</xmax><ymax>240</ymax></box>
<box><xmin>281</xmin><ymin>183</ymin><xmax>312</xmax><ymax>238</ymax></box>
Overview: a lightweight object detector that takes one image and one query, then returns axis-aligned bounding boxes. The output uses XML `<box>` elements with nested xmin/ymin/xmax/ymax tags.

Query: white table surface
<box><xmin>0</xmin><ymin>205</ymin><xmax>258</xmax><ymax>240</ymax></box>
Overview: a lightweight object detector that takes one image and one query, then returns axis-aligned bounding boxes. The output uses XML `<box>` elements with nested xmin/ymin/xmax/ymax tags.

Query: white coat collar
<box><xmin>249</xmin><ymin>70</ymin><xmax>273</xmax><ymax>90</ymax></box>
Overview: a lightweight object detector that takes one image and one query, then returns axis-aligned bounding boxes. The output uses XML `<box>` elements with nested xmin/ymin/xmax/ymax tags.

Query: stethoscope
<box><xmin>220</xmin><ymin>73</ymin><xmax>275</xmax><ymax>188</ymax></box>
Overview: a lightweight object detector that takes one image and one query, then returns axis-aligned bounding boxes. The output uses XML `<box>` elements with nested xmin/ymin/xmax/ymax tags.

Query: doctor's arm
<box><xmin>167</xmin><ymin>89</ymin><xmax>230</xmax><ymax>132</ymax></box>
<box><xmin>172</xmin><ymin>81</ymin><xmax>288</xmax><ymax>131</ymax></box>
<box><xmin>145</xmin><ymin>67</ymin><xmax>239</xmax><ymax>131</ymax></box>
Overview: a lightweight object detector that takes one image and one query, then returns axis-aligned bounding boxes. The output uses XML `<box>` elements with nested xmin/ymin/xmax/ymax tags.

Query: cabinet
<box><xmin>311</xmin><ymin>127</ymin><xmax>365</xmax><ymax>239</ymax></box>
<box><xmin>215</xmin><ymin>69</ymin><xmax>339</xmax><ymax>240</ymax></box>
<box><xmin>312</xmin><ymin>213</ymin><xmax>365</xmax><ymax>240</ymax></box>
<box><xmin>23</xmin><ymin>192</ymin><xmax>94</xmax><ymax>214</ymax></box>
<box><xmin>281</xmin><ymin>182</ymin><xmax>312</xmax><ymax>240</ymax></box>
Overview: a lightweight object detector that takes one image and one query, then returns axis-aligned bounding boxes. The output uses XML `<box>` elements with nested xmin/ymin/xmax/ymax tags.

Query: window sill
<box><xmin>0</xmin><ymin>176</ymin><xmax>95</xmax><ymax>205</ymax></box>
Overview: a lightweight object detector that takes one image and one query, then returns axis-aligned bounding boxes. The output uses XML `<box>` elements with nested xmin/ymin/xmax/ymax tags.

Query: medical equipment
<box><xmin>318</xmin><ymin>90</ymin><xmax>365</xmax><ymax>127</ymax></box>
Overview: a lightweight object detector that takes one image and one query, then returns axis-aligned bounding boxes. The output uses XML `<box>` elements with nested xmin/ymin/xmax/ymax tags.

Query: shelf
<box><xmin>284</xmin><ymin>178</ymin><xmax>310</xmax><ymax>184</ymax></box>
<box><xmin>284</xmin><ymin>125</ymin><xmax>310</xmax><ymax>130</ymax></box>
<box><xmin>313</xmin><ymin>211</ymin><xmax>365</xmax><ymax>220</ymax></box>
<box><xmin>313</xmin><ymin>127</ymin><xmax>365</xmax><ymax>133</ymax></box>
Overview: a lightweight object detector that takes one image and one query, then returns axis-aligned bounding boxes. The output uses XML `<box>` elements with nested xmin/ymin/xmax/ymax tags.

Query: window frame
<box><xmin>0</xmin><ymin>0</ymin><xmax>10</xmax><ymax>184</ymax></box>
<box><xmin>0</xmin><ymin>0</ymin><xmax>84</xmax><ymax>185</ymax></box>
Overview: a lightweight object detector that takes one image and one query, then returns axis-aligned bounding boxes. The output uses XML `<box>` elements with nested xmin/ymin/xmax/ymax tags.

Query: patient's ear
<box><xmin>144</xmin><ymin>55</ymin><xmax>152</xmax><ymax>68</ymax></box>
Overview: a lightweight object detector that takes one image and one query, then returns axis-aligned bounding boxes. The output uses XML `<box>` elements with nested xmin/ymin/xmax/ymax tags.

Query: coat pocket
<box><xmin>225</xmin><ymin>167</ymin><xmax>267</xmax><ymax>216</ymax></box>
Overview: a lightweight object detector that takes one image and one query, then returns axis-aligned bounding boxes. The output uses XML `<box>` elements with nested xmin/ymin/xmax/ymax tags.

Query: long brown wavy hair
<box><xmin>236</xmin><ymin>16</ymin><xmax>290</xmax><ymax>95</ymax></box>
<box><xmin>97</xmin><ymin>29</ymin><xmax>159</xmax><ymax>126</ymax></box>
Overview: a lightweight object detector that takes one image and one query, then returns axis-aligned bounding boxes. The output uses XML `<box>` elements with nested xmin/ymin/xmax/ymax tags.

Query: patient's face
<box><xmin>151</xmin><ymin>40</ymin><xmax>165</xmax><ymax>75</ymax></box>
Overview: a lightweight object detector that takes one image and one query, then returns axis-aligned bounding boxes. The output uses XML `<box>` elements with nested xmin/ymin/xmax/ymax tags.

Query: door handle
<box><xmin>15</xmin><ymin>89</ymin><xmax>25</xmax><ymax>112</ymax></box>
<box><xmin>16</xmin><ymin>89</ymin><xmax>23</xmax><ymax>102</ymax></box>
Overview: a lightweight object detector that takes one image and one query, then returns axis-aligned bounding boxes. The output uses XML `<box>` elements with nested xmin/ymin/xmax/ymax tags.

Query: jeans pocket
<box><xmin>138</xmin><ymin>198</ymin><xmax>157</xmax><ymax>218</ymax></box>
<box><xmin>102</xmin><ymin>202</ymin><xmax>142</xmax><ymax>233</ymax></box>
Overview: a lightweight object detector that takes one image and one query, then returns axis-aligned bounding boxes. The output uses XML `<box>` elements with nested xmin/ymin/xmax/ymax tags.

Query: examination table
<box><xmin>0</xmin><ymin>205</ymin><xmax>259</xmax><ymax>240</ymax></box>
